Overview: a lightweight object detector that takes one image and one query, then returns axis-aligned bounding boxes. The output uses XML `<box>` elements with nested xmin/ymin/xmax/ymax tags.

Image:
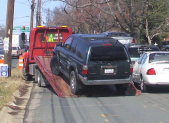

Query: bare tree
<box><xmin>145</xmin><ymin>0</ymin><xmax>169</xmax><ymax>44</ymax></box>
<box><xmin>53</xmin><ymin>0</ymin><xmax>149</xmax><ymax>43</ymax></box>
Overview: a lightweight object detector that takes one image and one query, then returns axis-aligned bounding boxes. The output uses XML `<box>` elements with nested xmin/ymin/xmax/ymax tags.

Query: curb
<box><xmin>0</xmin><ymin>81</ymin><xmax>33</xmax><ymax>123</ymax></box>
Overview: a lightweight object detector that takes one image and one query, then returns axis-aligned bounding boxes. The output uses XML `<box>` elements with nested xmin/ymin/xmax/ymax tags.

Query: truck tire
<box><xmin>34</xmin><ymin>68</ymin><xmax>38</xmax><ymax>83</ymax></box>
<box><xmin>23</xmin><ymin>63</ymin><xmax>32</xmax><ymax>81</ymax></box>
<box><xmin>115</xmin><ymin>84</ymin><xmax>128</xmax><ymax>93</ymax></box>
<box><xmin>25</xmin><ymin>74</ymin><xmax>32</xmax><ymax>81</ymax></box>
<box><xmin>50</xmin><ymin>55</ymin><xmax>61</xmax><ymax>75</ymax></box>
<box><xmin>69</xmin><ymin>71</ymin><xmax>80</xmax><ymax>95</ymax></box>
<box><xmin>37</xmin><ymin>70</ymin><xmax>42</xmax><ymax>87</ymax></box>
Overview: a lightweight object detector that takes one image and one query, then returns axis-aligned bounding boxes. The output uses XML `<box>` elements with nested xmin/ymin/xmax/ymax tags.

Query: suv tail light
<box><xmin>82</xmin><ymin>65</ymin><xmax>88</xmax><ymax>74</ymax></box>
<box><xmin>103</xmin><ymin>44</ymin><xmax>112</xmax><ymax>46</ymax></box>
<box><xmin>130</xmin><ymin>64</ymin><xmax>133</xmax><ymax>73</ymax></box>
<box><xmin>132</xmin><ymin>38</ymin><xmax>136</xmax><ymax>43</ymax></box>
<box><xmin>147</xmin><ymin>68</ymin><xmax>156</xmax><ymax>75</ymax></box>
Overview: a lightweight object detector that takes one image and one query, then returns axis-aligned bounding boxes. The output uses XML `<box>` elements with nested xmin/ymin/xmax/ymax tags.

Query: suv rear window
<box><xmin>128</xmin><ymin>47</ymin><xmax>160</xmax><ymax>57</ymax></box>
<box><xmin>90</xmin><ymin>46</ymin><xmax>128</xmax><ymax>61</ymax></box>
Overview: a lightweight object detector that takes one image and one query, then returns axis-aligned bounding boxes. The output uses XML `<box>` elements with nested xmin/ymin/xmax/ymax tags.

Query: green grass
<box><xmin>0</xmin><ymin>65</ymin><xmax>25</xmax><ymax>111</ymax></box>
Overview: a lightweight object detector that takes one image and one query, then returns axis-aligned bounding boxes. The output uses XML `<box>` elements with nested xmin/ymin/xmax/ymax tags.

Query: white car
<box><xmin>12</xmin><ymin>46</ymin><xmax>20</xmax><ymax>58</ymax></box>
<box><xmin>132</xmin><ymin>51</ymin><xmax>169</xmax><ymax>92</ymax></box>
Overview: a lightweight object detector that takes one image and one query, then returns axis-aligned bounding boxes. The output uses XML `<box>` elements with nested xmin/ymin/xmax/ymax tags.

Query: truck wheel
<box><xmin>70</xmin><ymin>71</ymin><xmax>80</xmax><ymax>95</ymax></box>
<box><xmin>50</xmin><ymin>55</ymin><xmax>60</xmax><ymax>75</ymax></box>
<box><xmin>37</xmin><ymin>70</ymin><xmax>42</xmax><ymax>87</ymax></box>
<box><xmin>22</xmin><ymin>64</ymin><xmax>26</xmax><ymax>76</ymax></box>
<box><xmin>23</xmin><ymin>64</ymin><xmax>32</xmax><ymax>81</ymax></box>
<box><xmin>34</xmin><ymin>68</ymin><xmax>38</xmax><ymax>83</ymax></box>
<box><xmin>115</xmin><ymin>84</ymin><xmax>128</xmax><ymax>93</ymax></box>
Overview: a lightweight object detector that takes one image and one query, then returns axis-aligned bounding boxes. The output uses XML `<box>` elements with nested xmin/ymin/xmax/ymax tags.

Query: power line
<box><xmin>0</xmin><ymin>16</ymin><xmax>30</xmax><ymax>22</ymax></box>
<box><xmin>15</xmin><ymin>1</ymin><xmax>30</xmax><ymax>6</ymax></box>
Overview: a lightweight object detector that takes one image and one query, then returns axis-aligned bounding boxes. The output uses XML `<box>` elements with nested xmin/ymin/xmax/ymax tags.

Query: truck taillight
<box><xmin>132</xmin><ymin>38</ymin><xmax>136</xmax><ymax>43</ymax></box>
<box><xmin>147</xmin><ymin>68</ymin><xmax>156</xmax><ymax>75</ymax></box>
<box><xmin>82</xmin><ymin>65</ymin><xmax>88</xmax><ymax>74</ymax></box>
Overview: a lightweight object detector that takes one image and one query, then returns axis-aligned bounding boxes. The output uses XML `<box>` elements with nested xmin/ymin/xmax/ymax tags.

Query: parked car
<box><xmin>0</xmin><ymin>48</ymin><xmax>4</xmax><ymax>59</ymax></box>
<box><xmin>160</xmin><ymin>45</ymin><xmax>169</xmax><ymax>51</ymax></box>
<box><xmin>51</xmin><ymin>34</ymin><xmax>132</xmax><ymax>94</ymax></box>
<box><xmin>12</xmin><ymin>46</ymin><xmax>20</xmax><ymax>58</ymax></box>
<box><xmin>126</xmin><ymin>44</ymin><xmax>160</xmax><ymax>64</ymax></box>
<box><xmin>102</xmin><ymin>31</ymin><xmax>136</xmax><ymax>44</ymax></box>
<box><xmin>132</xmin><ymin>51</ymin><xmax>169</xmax><ymax>92</ymax></box>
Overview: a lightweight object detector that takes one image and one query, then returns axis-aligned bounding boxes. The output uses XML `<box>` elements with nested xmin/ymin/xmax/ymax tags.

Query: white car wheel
<box><xmin>140</xmin><ymin>77</ymin><xmax>148</xmax><ymax>92</ymax></box>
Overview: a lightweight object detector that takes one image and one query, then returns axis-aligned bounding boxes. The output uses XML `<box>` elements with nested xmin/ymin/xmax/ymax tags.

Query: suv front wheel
<box><xmin>50</xmin><ymin>55</ymin><xmax>61</xmax><ymax>75</ymax></box>
<box><xmin>69</xmin><ymin>71</ymin><xmax>80</xmax><ymax>95</ymax></box>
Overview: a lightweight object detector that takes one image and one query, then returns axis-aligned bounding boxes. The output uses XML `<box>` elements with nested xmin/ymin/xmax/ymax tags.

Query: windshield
<box><xmin>149</xmin><ymin>53</ymin><xmax>169</xmax><ymax>63</ymax></box>
<box><xmin>90</xmin><ymin>46</ymin><xmax>128</xmax><ymax>61</ymax></box>
<box><xmin>128</xmin><ymin>47</ymin><xmax>160</xmax><ymax>58</ymax></box>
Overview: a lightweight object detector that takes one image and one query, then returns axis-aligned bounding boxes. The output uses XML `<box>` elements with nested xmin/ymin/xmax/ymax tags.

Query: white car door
<box><xmin>137</xmin><ymin>53</ymin><xmax>148</xmax><ymax>83</ymax></box>
<box><xmin>133</xmin><ymin>53</ymin><xmax>146</xmax><ymax>83</ymax></box>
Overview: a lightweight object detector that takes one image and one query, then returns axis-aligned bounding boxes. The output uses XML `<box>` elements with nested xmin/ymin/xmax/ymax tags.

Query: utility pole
<box><xmin>4</xmin><ymin>0</ymin><xmax>15</xmax><ymax>77</ymax></box>
<box><xmin>30</xmin><ymin>0</ymin><xmax>35</xmax><ymax>29</ymax></box>
<box><xmin>36</xmin><ymin>0</ymin><xmax>41</xmax><ymax>26</ymax></box>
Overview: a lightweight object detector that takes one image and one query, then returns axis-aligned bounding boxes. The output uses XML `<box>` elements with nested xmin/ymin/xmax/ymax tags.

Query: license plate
<box><xmin>104</xmin><ymin>69</ymin><xmax>114</xmax><ymax>73</ymax></box>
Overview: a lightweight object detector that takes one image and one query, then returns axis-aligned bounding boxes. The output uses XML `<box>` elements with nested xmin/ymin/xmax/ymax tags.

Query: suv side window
<box><xmin>71</xmin><ymin>38</ymin><xmax>78</xmax><ymax>53</ymax></box>
<box><xmin>76</xmin><ymin>41</ymin><xmax>88</xmax><ymax>60</ymax></box>
<box><xmin>64</xmin><ymin>37</ymin><xmax>73</xmax><ymax>50</ymax></box>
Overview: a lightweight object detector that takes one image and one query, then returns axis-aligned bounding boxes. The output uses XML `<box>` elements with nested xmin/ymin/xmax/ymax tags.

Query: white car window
<box><xmin>138</xmin><ymin>53</ymin><xmax>146</xmax><ymax>64</ymax></box>
<box><xmin>141</xmin><ymin>54</ymin><xmax>147</xmax><ymax>64</ymax></box>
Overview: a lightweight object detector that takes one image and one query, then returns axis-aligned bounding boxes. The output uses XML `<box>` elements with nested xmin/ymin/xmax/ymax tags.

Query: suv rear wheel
<box><xmin>70</xmin><ymin>71</ymin><xmax>80</xmax><ymax>95</ymax></box>
<box><xmin>50</xmin><ymin>55</ymin><xmax>61</xmax><ymax>75</ymax></box>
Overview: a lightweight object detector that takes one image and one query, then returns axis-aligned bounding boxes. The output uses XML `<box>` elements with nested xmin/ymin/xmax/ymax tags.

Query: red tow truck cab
<box><xmin>23</xmin><ymin>26</ymin><xmax>72</xmax><ymax>80</ymax></box>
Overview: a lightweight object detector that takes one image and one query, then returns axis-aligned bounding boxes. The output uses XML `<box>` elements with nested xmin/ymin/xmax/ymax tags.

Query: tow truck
<box><xmin>22</xmin><ymin>25</ymin><xmax>75</xmax><ymax>97</ymax></box>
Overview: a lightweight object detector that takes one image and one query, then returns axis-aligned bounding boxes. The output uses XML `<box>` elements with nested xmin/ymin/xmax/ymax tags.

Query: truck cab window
<box><xmin>41</xmin><ymin>33</ymin><xmax>63</xmax><ymax>42</ymax></box>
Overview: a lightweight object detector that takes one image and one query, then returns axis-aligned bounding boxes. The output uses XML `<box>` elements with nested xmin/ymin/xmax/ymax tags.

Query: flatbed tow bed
<box><xmin>34</xmin><ymin>55</ymin><xmax>75</xmax><ymax>97</ymax></box>
<box><xmin>35</xmin><ymin>56</ymin><xmax>141</xmax><ymax>97</ymax></box>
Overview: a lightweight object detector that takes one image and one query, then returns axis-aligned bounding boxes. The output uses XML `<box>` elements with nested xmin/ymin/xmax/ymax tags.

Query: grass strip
<box><xmin>0</xmin><ymin>64</ymin><xmax>25</xmax><ymax>111</ymax></box>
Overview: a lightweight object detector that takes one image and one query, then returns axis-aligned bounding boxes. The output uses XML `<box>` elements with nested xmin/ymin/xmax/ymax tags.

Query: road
<box><xmin>23</xmin><ymin>81</ymin><xmax>169</xmax><ymax>123</ymax></box>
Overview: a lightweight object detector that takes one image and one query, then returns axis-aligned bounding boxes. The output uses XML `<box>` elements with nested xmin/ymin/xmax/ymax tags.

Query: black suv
<box><xmin>50</xmin><ymin>34</ymin><xmax>132</xmax><ymax>94</ymax></box>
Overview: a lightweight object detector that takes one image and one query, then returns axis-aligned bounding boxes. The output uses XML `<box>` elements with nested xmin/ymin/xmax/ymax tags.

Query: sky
<box><xmin>0</xmin><ymin>0</ymin><xmax>63</xmax><ymax>35</ymax></box>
